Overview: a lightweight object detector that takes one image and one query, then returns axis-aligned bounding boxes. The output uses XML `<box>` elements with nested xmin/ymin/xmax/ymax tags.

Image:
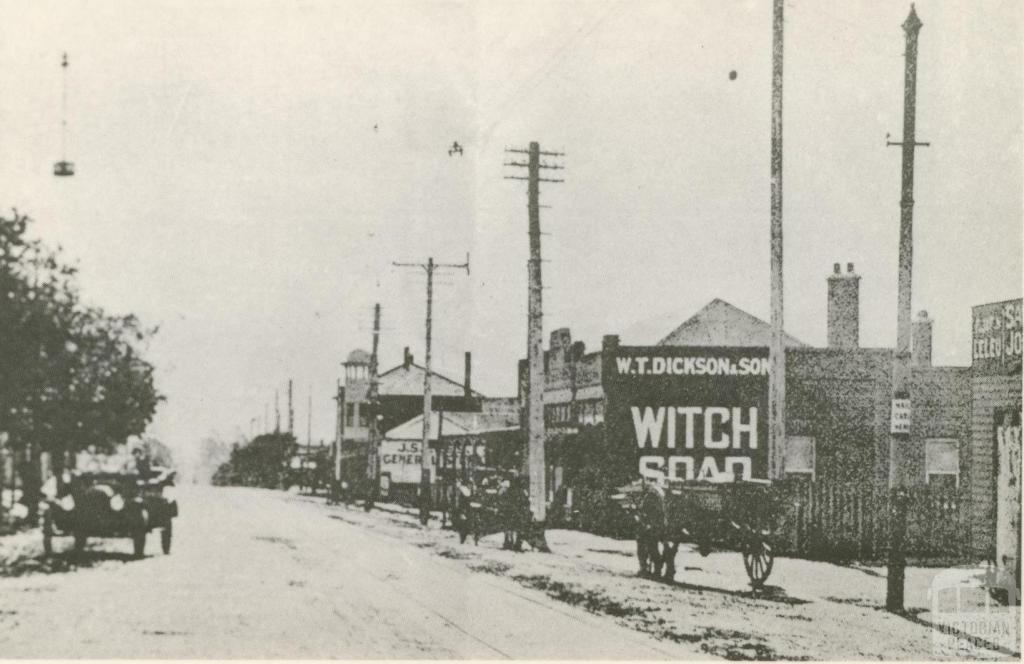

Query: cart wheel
<box><xmin>742</xmin><ymin>537</ymin><xmax>774</xmax><ymax>589</ymax></box>
<box><xmin>133</xmin><ymin>531</ymin><xmax>146</xmax><ymax>559</ymax></box>
<box><xmin>42</xmin><ymin>512</ymin><xmax>54</xmax><ymax>555</ymax></box>
<box><xmin>161</xmin><ymin>522</ymin><xmax>173</xmax><ymax>554</ymax></box>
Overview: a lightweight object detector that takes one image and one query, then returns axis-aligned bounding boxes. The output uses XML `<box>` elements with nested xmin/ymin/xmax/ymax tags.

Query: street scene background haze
<box><xmin>0</xmin><ymin>0</ymin><xmax>1019</xmax><ymax>470</ymax></box>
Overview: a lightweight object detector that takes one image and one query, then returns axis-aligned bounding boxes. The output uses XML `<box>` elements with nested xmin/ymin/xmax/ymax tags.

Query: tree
<box><xmin>0</xmin><ymin>209</ymin><xmax>163</xmax><ymax>472</ymax></box>
<box><xmin>211</xmin><ymin>432</ymin><xmax>295</xmax><ymax>489</ymax></box>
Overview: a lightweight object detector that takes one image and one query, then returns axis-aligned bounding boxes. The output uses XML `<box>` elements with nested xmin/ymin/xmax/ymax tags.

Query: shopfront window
<box><xmin>784</xmin><ymin>436</ymin><xmax>815</xmax><ymax>479</ymax></box>
<box><xmin>925</xmin><ymin>439</ymin><xmax>959</xmax><ymax>488</ymax></box>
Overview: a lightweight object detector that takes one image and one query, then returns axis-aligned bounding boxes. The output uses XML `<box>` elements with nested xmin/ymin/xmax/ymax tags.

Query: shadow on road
<box><xmin>0</xmin><ymin>550</ymin><xmax>142</xmax><ymax>578</ymax></box>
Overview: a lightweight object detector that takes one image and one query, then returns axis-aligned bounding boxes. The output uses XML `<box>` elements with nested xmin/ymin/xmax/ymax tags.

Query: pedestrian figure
<box><xmin>636</xmin><ymin>477</ymin><xmax>667</xmax><ymax>577</ymax></box>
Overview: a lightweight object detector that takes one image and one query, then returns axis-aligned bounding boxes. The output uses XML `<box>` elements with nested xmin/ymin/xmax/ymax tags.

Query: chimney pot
<box><xmin>912</xmin><ymin>311</ymin><xmax>933</xmax><ymax>367</ymax></box>
<box><xmin>403</xmin><ymin>347</ymin><xmax>412</xmax><ymax>368</ymax></box>
<box><xmin>827</xmin><ymin>262</ymin><xmax>860</xmax><ymax>349</ymax></box>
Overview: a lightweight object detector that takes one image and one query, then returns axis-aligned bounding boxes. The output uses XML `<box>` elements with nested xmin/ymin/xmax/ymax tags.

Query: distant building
<box><xmin>338</xmin><ymin>346</ymin><xmax>483</xmax><ymax>487</ymax></box>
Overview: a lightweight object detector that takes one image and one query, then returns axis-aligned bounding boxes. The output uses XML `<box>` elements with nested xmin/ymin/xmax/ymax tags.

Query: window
<box><xmin>357</xmin><ymin>403</ymin><xmax>369</xmax><ymax>428</ymax></box>
<box><xmin>784</xmin><ymin>436</ymin><xmax>815</xmax><ymax>479</ymax></box>
<box><xmin>345</xmin><ymin>403</ymin><xmax>355</xmax><ymax>428</ymax></box>
<box><xmin>925</xmin><ymin>439</ymin><xmax>959</xmax><ymax>488</ymax></box>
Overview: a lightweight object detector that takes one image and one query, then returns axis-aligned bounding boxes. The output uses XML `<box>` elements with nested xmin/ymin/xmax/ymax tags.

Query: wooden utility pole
<box><xmin>274</xmin><ymin>389</ymin><xmax>281</xmax><ymax>434</ymax></box>
<box><xmin>886</xmin><ymin>4</ymin><xmax>926</xmax><ymax>613</ymax></box>
<box><xmin>393</xmin><ymin>257</ymin><xmax>470</xmax><ymax>525</ymax></box>
<box><xmin>333</xmin><ymin>379</ymin><xmax>343</xmax><ymax>504</ymax></box>
<box><xmin>505</xmin><ymin>141</ymin><xmax>563</xmax><ymax>537</ymax></box>
<box><xmin>287</xmin><ymin>380</ymin><xmax>294</xmax><ymax>435</ymax></box>
<box><xmin>768</xmin><ymin>0</ymin><xmax>786</xmax><ymax>480</ymax></box>
<box><xmin>365</xmin><ymin>303</ymin><xmax>382</xmax><ymax>511</ymax></box>
<box><xmin>887</xmin><ymin>4</ymin><xmax>927</xmax><ymax>404</ymax></box>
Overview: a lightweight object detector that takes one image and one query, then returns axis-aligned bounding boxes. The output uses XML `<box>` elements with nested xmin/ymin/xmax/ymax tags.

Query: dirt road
<box><xmin>0</xmin><ymin>486</ymin><xmax>699</xmax><ymax>659</ymax></box>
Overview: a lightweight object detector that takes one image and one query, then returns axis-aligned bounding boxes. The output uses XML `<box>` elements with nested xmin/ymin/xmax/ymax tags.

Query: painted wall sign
<box><xmin>605</xmin><ymin>346</ymin><xmax>769</xmax><ymax>483</ymax></box>
<box><xmin>380</xmin><ymin>440</ymin><xmax>434</xmax><ymax>484</ymax></box>
<box><xmin>891</xmin><ymin>398</ymin><xmax>911</xmax><ymax>435</ymax></box>
<box><xmin>972</xmin><ymin>299</ymin><xmax>1023</xmax><ymax>375</ymax></box>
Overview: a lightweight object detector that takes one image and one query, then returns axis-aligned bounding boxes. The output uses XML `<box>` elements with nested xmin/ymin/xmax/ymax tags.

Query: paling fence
<box><xmin>773</xmin><ymin>480</ymin><xmax>968</xmax><ymax>563</ymax></box>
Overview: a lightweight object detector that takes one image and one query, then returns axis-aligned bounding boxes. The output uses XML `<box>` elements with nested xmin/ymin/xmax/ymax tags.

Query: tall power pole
<box><xmin>307</xmin><ymin>385</ymin><xmax>313</xmax><ymax>450</ymax></box>
<box><xmin>768</xmin><ymin>0</ymin><xmax>786</xmax><ymax>480</ymax></box>
<box><xmin>393</xmin><ymin>258</ymin><xmax>470</xmax><ymax>525</ymax></box>
<box><xmin>886</xmin><ymin>5</ymin><xmax>928</xmax><ymax>483</ymax></box>
<box><xmin>274</xmin><ymin>389</ymin><xmax>281</xmax><ymax>434</ymax></box>
<box><xmin>287</xmin><ymin>380</ymin><xmax>295</xmax><ymax>435</ymax></box>
<box><xmin>365</xmin><ymin>303</ymin><xmax>382</xmax><ymax>511</ymax></box>
<box><xmin>333</xmin><ymin>379</ymin><xmax>343</xmax><ymax>503</ymax></box>
<box><xmin>505</xmin><ymin>141</ymin><xmax>563</xmax><ymax>533</ymax></box>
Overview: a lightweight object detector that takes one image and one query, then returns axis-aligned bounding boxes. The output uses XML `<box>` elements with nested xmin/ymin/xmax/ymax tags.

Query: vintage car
<box><xmin>40</xmin><ymin>468</ymin><xmax>178</xmax><ymax>558</ymax></box>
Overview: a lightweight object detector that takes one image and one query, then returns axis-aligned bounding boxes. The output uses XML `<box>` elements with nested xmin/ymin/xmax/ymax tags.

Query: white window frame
<box><xmin>925</xmin><ymin>438</ymin><xmax>959</xmax><ymax>488</ymax></box>
<box><xmin>784</xmin><ymin>435</ymin><xmax>816</xmax><ymax>480</ymax></box>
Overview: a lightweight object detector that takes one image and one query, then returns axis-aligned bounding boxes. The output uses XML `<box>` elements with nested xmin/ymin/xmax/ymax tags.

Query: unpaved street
<box><xmin>0</xmin><ymin>486</ymin><xmax>697</xmax><ymax>659</ymax></box>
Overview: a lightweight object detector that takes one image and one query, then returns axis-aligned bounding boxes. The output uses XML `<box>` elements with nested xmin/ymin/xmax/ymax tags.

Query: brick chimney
<box><xmin>463</xmin><ymin>352</ymin><xmax>472</xmax><ymax>398</ymax></box>
<box><xmin>912</xmin><ymin>310</ymin><xmax>932</xmax><ymax>367</ymax></box>
<box><xmin>403</xmin><ymin>346</ymin><xmax>413</xmax><ymax>369</ymax></box>
<box><xmin>827</xmin><ymin>262</ymin><xmax>860</xmax><ymax>349</ymax></box>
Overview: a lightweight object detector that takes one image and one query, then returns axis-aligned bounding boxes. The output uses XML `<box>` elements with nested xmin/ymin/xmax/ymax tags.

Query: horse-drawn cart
<box><xmin>612</xmin><ymin>478</ymin><xmax>780</xmax><ymax>589</ymax></box>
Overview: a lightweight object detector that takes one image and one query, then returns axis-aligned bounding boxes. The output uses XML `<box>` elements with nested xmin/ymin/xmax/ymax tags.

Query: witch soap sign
<box><xmin>605</xmin><ymin>346</ymin><xmax>769</xmax><ymax>483</ymax></box>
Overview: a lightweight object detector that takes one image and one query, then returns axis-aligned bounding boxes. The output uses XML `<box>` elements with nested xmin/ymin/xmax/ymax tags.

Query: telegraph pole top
<box><xmin>903</xmin><ymin>4</ymin><xmax>922</xmax><ymax>35</ymax></box>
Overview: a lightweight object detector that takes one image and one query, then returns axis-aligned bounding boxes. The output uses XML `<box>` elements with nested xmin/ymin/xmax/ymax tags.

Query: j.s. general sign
<box><xmin>605</xmin><ymin>346</ymin><xmax>769</xmax><ymax>483</ymax></box>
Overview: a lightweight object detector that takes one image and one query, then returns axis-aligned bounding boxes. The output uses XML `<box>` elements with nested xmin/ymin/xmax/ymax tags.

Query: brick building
<box><xmin>527</xmin><ymin>263</ymin><xmax>984</xmax><ymax>551</ymax></box>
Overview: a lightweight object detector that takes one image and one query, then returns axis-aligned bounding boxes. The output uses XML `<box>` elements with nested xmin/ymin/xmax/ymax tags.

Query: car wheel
<box><xmin>132</xmin><ymin>531</ymin><xmax>146</xmax><ymax>559</ymax></box>
<box><xmin>161</xmin><ymin>522</ymin><xmax>172</xmax><ymax>554</ymax></box>
<box><xmin>42</xmin><ymin>512</ymin><xmax>54</xmax><ymax>555</ymax></box>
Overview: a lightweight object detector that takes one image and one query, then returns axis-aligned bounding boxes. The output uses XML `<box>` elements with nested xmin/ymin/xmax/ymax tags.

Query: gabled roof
<box><xmin>658</xmin><ymin>299</ymin><xmax>806</xmax><ymax>348</ymax></box>
<box><xmin>385</xmin><ymin>408</ymin><xmax>519</xmax><ymax>441</ymax></box>
<box><xmin>378</xmin><ymin>362</ymin><xmax>483</xmax><ymax>398</ymax></box>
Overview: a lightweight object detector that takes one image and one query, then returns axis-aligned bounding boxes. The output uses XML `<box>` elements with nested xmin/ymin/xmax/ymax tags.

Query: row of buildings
<box><xmin>335</xmin><ymin>262</ymin><xmax>1020</xmax><ymax>564</ymax></box>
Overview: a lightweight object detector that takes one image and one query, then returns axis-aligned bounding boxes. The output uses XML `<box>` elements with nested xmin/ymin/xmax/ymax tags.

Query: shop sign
<box><xmin>380</xmin><ymin>440</ymin><xmax>434</xmax><ymax>484</ymax></box>
<box><xmin>972</xmin><ymin>299</ymin><xmax>1022</xmax><ymax>375</ymax></box>
<box><xmin>891</xmin><ymin>399</ymin><xmax>911</xmax><ymax>435</ymax></box>
<box><xmin>605</xmin><ymin>346</ymin><xmax>769</xmax><ymax>483</ymax></box>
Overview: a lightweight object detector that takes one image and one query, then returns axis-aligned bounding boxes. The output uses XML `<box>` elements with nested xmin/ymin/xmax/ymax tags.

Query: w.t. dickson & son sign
<box><xmin>605</xmin><ymin>347</ymin><xmax>770</xmax><ymax>483</ymax></box>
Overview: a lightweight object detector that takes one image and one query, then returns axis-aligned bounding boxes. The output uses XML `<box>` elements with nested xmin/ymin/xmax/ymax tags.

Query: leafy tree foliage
<box><xmin>212</xmin><ymin>432</ymin><xmax>296</xmax><ymax>489</ymax></box>
<box><xmin>0</xmin><ymin>210</ymin><xmax>163</xmax><ymax>462</ymax></box>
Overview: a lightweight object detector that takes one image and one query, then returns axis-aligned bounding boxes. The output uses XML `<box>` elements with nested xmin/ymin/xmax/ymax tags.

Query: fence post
<box><xmin>887</xmin><ymin>487</ymin><xmax>909</xmax><ymax>612</ymax></box>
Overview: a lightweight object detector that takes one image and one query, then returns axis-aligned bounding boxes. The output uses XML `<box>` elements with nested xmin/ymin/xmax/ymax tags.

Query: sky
<box><xmin>0</xmin><ymin>1</ymin><xmax>1020</xmax><ymax>469</ymax></box>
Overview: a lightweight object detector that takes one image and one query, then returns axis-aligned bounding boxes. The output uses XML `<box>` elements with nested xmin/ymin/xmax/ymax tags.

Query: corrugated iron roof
<box><xmin>384</xmin><ymin>408</ymin><xmax>519</xmax><ymax>440</ymax></box>
<box><xmin>377</xmin><ymin>362</ymin><xmax>483</xmax><ymax>398</ymax></box>
<box><xmin>658</xmin><ymin>298</ymin><xmax>806</xmax><ymax>348</ymax></box>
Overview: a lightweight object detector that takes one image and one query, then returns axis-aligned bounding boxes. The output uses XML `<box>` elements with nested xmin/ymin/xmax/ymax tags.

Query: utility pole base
<box><xmin>523</xmin><ymin>520</ymin><xmax>551</xmax><ymax>553</ymax></box>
